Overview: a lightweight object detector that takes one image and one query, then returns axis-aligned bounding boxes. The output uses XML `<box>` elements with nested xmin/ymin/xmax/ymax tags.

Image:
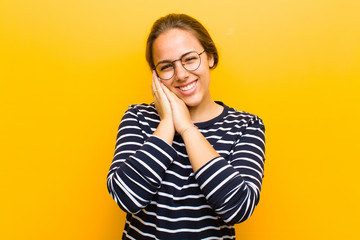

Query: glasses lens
<box><xmin>155</xmin><ymin>62</ymin><xmax>174</xmax><ymax>80</ymax></box>
<box><xmin>182</xmin><ymin>52</ymin><xmax>201</xmax><ymax>71</ymax></box>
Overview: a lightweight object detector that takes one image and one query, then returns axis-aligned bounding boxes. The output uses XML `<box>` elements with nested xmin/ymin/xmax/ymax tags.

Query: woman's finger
<box><xmin>152</xmin><ymin>71</ymin><xmax>173</xmax><ymax>121</ymax></box>
<box><xmin>160</xmin><ymin>82</ymin><xmax>176</xmax><ymax>102</ymax></box>
<box><xmin>153</xmin><ymin>71</ymin><xmax>167</xmax><ymax>97</ymax></box>
<box><xmin>151</xmin><ymin>71</ymin><xmax>158</xmax><ymax>95</ymax></box>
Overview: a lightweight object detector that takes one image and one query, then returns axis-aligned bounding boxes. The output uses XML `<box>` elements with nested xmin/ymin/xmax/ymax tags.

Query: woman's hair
<box><xmin>146</xmin><ymin>13</ymin><xmax>219</xmax><ymax>70</ymax></box>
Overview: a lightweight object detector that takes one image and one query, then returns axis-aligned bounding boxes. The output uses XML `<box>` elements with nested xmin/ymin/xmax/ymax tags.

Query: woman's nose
<box><xmin>173</xmin><ymin>61</ymin><xmax>190</xmax><ymax>81</ymax></box>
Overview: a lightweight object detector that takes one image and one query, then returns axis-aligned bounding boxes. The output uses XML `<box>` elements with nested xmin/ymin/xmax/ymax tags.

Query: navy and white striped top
<box><xmin>107</xmin><ymin>102</ymin><xmax>266</xmax><ymax>239</ymax></box>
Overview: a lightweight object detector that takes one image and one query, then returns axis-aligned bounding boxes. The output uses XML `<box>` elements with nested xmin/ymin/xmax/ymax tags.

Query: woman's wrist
<box><xmin>160</xmin><ymin>118</ymin><xmax>174</xmax><ymax>128</ymax></box>
<box><xmin>153</xmin><ymin>118</ymin><xmax>175</xmax><ymax>145</ymax></box>
<box><xmin>180</xmin><ymin>125</ymin><xmax>197</xmax><ymax>136</ymax></box>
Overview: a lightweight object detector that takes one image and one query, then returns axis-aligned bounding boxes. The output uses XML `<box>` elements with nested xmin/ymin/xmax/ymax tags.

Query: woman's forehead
<box><xmin>152</xmin><ymin>29</ymin><xmax>202</xmax><ymax>61</ymax></box>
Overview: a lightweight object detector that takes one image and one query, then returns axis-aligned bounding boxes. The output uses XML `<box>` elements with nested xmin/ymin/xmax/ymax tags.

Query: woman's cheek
<box><xmin>162</xmin><ymin>81</ymin><xmax>175</xmax><ymax>93</ymax></box>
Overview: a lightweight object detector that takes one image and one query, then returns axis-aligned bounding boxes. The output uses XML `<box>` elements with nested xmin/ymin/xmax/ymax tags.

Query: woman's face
<box><xmin>152</xmin><ymin>28</ymin><xmax>214</xmax><ymax>108</ymax></box>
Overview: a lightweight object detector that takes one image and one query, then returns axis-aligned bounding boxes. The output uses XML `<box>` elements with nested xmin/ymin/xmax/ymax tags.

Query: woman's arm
<box><xmin>107</xmin><ymin>72</ymin><xmax>178</xmax><ymax>214</ymax></box>
<box><xmin>107</xmin><ymin>106</ymin><xmax>177</xmax><ymax>214</ymax></box>
<box><xmin>178</xmin><ymin>109</ymin><xmax>265</xmax><ymax>224</ymax></box>
<box><xmin>194</xmin><ymin>122</ymin><xmax>265</xmax><ymax>224</ymax></box>
<box><xmin>180</xmin><ymin>125</ymin><xmax>220</xmax><ymax>172</ymax></box>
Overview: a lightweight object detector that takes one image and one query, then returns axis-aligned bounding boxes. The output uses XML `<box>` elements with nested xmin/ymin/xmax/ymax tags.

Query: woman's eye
<box><xmin>184</xmin><ymin>56</ymin><xmax>197</xmax><ymax>63</ymax></box>
<box><xmin>160</xmin><ymin>64</ymin><xmax>173</xmax><ymax>71</ymax></box>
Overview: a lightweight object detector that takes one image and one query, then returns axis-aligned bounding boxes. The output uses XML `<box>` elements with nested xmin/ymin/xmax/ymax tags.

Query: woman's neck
<box><xmin>188</xmin><ymin>99</ymin><xmax>223</xmax><ymax>123</ymax></box>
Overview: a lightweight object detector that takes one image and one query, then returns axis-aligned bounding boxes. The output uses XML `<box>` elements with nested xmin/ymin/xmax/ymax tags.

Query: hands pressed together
<box><xmin>151</xmin><ymin>71</ymin><xmax>194</xmax><ymax>137</ymax></box>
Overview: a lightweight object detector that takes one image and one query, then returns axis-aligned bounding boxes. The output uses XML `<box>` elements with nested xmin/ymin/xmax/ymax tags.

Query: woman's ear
<box><xmin>208</xmin><ymin>54</ymin><xmax>215</xmax><ymax>68</ymax></box>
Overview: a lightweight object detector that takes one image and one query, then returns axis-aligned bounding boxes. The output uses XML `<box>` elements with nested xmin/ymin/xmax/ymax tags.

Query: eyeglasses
<box><xmin>154</xmin><ymin>50</ymin><xmax>205</xmax><ymax>80</ymax></box>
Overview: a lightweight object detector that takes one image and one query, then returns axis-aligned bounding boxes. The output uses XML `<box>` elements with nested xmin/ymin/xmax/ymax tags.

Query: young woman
<box><xmin>107</xmin><ymin>13</ymin><xmax>266</xmax><ymax>239</ymax></box>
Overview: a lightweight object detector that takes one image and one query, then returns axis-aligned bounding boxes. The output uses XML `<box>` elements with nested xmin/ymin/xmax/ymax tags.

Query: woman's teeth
<box><xmin>179</xmin><ymin>81</ymin><xmax>196</xmax><ymax>91</ymax></box>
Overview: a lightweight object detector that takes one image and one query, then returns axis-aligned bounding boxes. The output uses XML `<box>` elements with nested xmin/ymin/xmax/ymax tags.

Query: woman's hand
<box><xmin>152</xmin><ymin>71</ymin><xmax>172</xmax><ymax>122</ymax></box>
<box><xmin>160</xmin><ymin>83</ymin><xmax>194</xmax><ymax>135</ymax></box>
<box><xmin>152</xmin><ymin>71</ymin><xmax>175</xmax><ymax>145</ymax></box>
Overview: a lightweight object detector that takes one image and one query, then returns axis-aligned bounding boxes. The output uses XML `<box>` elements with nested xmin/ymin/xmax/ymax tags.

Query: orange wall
<box><xmin>1</xmin><ymin>0</ymin><xmax>359</xmax><ymax>239</ymax></box>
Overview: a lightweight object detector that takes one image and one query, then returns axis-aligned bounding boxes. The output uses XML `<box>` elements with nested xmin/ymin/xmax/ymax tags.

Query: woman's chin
<box><xmin>182</xmin><ymin>97</ymin><xmax>202</xmax><ymax>109</ymax></box>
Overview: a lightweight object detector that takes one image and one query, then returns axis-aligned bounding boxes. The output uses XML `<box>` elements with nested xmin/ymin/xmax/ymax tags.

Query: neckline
<box><xmin>193</xmin><ymin>101</ymin><xmax>228</xmax><ymax>128</ymax></box>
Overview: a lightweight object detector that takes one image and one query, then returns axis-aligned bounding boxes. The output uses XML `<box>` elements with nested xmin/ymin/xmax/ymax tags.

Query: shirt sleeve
<box><xmin>194</xmin><ymin>120</ymin><xmax>265</xmax><ymax>224</ymax></box>
<box><xmin>107</xmin><ymin>105</ymin><xmax>177</xmax><ymax>214</ymax></box>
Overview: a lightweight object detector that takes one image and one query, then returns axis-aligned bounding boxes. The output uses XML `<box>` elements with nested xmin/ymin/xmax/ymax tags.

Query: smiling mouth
<box><xmin>178</xmin><ymin>80</ymin><xmax>197</xmax><ymax>91</ymax></box>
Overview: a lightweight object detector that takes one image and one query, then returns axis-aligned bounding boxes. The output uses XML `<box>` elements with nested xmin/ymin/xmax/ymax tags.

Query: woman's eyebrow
<box><xmin>156</xmin><ymin>50</ymin><xmax>194</xmax><ymax>65</ymax></box>
<box><xmin>156</xmin><ymin>59</ymin><xmax>172</xmax><ymax>65</ymax></box>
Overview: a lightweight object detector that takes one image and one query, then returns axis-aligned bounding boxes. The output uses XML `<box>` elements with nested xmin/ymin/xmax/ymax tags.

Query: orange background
<box><xmin>1</xmin><ymin>0</ymin><xmax>359</xmax><ymax>239</ymax></box>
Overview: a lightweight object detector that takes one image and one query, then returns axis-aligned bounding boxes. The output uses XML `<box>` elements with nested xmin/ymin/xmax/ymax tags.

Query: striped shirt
<box><xmin>107</xmin><ymin>102</ymin><xmax>266</xmax><ymax>239</ymax></box>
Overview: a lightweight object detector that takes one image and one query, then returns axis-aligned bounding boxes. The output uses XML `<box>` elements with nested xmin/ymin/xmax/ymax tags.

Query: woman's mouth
<box><xmin>177</xmin><ymin>80</ymin><xmax>198</xmax><ymax>95</ymax></box>
<box><xmin>179</xmin><ymin>81</ymin><xmax>197</xmax><ymax>91</ymax></box>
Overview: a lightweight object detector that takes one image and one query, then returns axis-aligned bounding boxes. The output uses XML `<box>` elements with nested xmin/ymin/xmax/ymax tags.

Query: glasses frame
<box><xmin>153</xmin><ymin>50</ymin><xmax>206</xmax><ymax>80</ymax></box>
